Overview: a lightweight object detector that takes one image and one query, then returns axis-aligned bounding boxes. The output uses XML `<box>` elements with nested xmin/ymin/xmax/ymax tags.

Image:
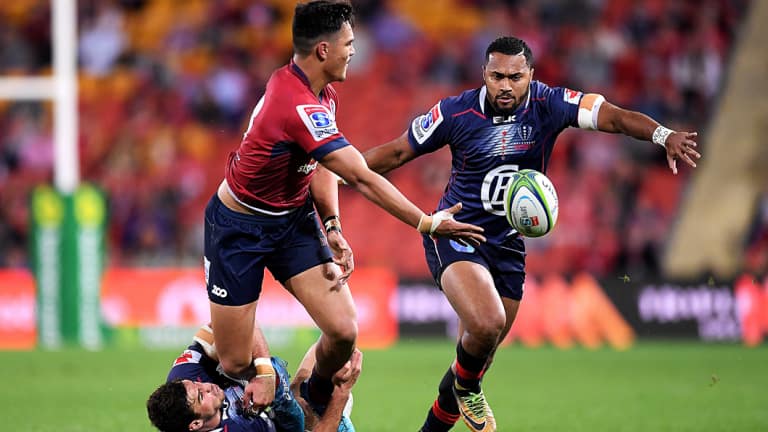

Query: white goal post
<box><xmin>0</xmin><ymin>0</ymin><xmax>78</xmax><ymax>194</ymax></box>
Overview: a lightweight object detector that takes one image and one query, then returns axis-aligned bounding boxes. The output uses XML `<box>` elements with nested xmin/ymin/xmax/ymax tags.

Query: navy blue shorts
<box><xmin>423</xmin><ymin>234</ymin><xmax>526</xmax><ymax>300</ymax></box>
<box><xmin>203</xmin><ymin>194</ymin><xmax>332</xmax><ymax>306</ymax></box>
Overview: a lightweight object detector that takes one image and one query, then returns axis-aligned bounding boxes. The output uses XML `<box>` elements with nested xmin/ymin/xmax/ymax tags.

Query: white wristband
<box><xmin>417</xmin><ymin>210</ymin><xmax>455</xmax><ymax>234</ymax></box>
<box><xmin>652</xmin><ymin>125</ymin><xmax>673</xmax><ymax>148</ymax></box>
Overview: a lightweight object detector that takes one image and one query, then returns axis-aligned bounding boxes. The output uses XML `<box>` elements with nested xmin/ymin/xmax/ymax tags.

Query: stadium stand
<box><xmin>0</xmin><ymin>0</ymin><xmax>758</xmax><ymax>280</ymax></box>
<box><xmin>665</xmin><ymin>0</ymin><xmax>768</xmax><ymax>279</ymax></box>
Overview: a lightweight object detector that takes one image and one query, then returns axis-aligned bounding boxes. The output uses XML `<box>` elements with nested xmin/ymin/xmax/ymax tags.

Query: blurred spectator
<box><xmin>0</xmin><ymin>0</ymin><xmax>754</xmax><ymax>280</ymax></box>
<box><xmin>78</xmin><ymin>2</ymin><xmax>127</xmax><ymax>76</ymax></box>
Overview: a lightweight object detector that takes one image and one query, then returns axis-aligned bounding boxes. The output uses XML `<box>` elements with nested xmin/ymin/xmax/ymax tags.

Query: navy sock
<box><xmin>420</xmin><ymin>367</ymin><xmax>459</xmax><ymax>431</ymax></box>
<box><xmin>307</xmin><ymin>369</ymin><xmax>333</xmax><ymax>405</ymax></box>
<box><xmin>454</xmin><ymin>342</ymin><xmax>486</xmax><ymax>392</ymax></box>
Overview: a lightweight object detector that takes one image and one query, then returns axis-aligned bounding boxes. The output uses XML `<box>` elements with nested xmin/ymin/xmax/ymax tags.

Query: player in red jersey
<box><xmin>204</xmin><ymin>0</ymin><xmax>485</xmax><ymax>423</ymax></box>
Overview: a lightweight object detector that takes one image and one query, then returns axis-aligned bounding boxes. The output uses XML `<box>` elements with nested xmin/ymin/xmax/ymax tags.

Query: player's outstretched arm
<box><xmin>595</xmin><ymin>101</ymin><xmax>701</xmax><ymax>175</ymax></box>
<box><xmin>320</xmin><ymin>146</ymin><xmax>486</xmax><ymax>245</ymax></box>
<box><xmin>363</xmin><ymin>131</ymin><xmax>417</xmax><ymax>175</ymax></box>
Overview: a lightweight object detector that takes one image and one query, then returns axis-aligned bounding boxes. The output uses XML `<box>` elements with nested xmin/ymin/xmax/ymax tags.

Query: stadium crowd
<box><xmin>0</xmin><ymin>0</ymin><xmax>758</xmax><ymax>278</ymax></box>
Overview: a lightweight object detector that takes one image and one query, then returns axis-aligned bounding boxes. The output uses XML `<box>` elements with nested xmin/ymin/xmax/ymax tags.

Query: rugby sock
<box><xmin>307</xmin><ymin>369</ymin><xmax>334</xmax><ymax>405</ymax></box>
<box><xmin>421</xmin><ymin>400</ymin><xmax>460</xmax><ymax>432</ymax></box>
<box><xmin>420</xmin><ymin>367</ymin><xmax>460</xmax><ymax>431</ymax></box>
<box><xmin>454</xmin><ymin>342</ymin><xmax>486</xmax><ymax>392</ymax></box>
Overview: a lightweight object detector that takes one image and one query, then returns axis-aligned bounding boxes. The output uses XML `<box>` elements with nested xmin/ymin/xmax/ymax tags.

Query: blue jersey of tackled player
<box><xmin>407</xmin><ymin>80</ymin><xmax>582</xmax><ymax>251</ymax></box>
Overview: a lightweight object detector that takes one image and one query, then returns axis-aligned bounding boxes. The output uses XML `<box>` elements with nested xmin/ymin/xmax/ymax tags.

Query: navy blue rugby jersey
<box><xmin>407</xmin><ymin>80</ymin><xmax>585</xmax><ymax>245</ymax></box>
<box><xmin>166</xmin><ymin>343</ymin><xmax>277</xmax><ymax>432</ymax></box>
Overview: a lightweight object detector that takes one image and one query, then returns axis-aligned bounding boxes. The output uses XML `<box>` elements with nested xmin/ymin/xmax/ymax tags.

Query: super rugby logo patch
<box><xmin>411</xmin><ymin>102</ymin><xmax>444</xmax><ymax>144</ymax></box>
<box><xmin>297</xmin><ymin>105</ymin><xmax>339</xmax><ymax>142</ymax></box>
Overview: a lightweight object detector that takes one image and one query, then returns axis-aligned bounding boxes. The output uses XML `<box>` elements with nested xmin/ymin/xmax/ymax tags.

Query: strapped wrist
<box><xmin>253</xmin><ymin>357</ymin><xmax>275</xmax><ymax>378</ymax></box>
<box><xmin>417</xmin><ymin>214</ymin><xmax>432</xmax><ymax>233</ymax></box>
<box><xmin>417</xmin><ymin>210</ymin><xmax>455</xmax><ymax>234</ymax></box>
<box><xmin>323</xmin><ymin>215</ymin><xmax>342</xmax><ymax>234</ymax></box>
<box><xmin>652</xmin><ymin>125</ymin><xmax>674</xmax><ymax>148</ymax></box>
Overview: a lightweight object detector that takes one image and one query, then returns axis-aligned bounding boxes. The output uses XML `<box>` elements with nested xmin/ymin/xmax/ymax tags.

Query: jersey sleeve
<box><xmin>541</xmin><ymin>84</ymin><xmax>582</xmax><ymax>130</ymax></box>
<box><xmin>407</xmin><ymin>99</ymin><xmax>455</xmax><ymax>155</ymax></box>
<box><xmin>287</xmin><ymin>100</ymin><xmax>350</xmax><ymax>161</ymax></box>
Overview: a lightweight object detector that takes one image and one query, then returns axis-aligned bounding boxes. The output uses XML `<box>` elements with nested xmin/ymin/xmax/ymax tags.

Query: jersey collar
<box><xmin>289</xmin><ymin>60</ymin><xmax>325</xmax><ymax>102</ymax></box>
<box><xmin>478</xmin><ymin>84</ymin><xmax>531</xmax><ymax>116</ymax></box>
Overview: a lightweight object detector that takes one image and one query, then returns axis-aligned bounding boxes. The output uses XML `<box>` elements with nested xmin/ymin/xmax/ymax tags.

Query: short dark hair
<box><xmin>293</xmin><ymin>1</ymin><xmax>355</xmax><ymax>56</ymax></box>
<box><xmin>147</xmin><ymin>380</ymin><xmax>196</xmax><ymax>432</ymax></box>
<box><xmin>485</xmin><ymin>37</ymin><xmax>534</xmax><ymax>67</ymax></box>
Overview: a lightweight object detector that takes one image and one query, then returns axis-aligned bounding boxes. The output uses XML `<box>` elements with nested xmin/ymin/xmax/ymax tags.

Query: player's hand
<box><xmin>424</xmin><ymin>203</ymin><xmax>486</xmax><ymax>246</ymax></box>
<box><xmin>332</xmin><ymin>349</ymin><xmax>362</xmax><ymax>391</ymax></box>
<box><xmin>665</xmin><ymin>131</ymin><xmax>700</xmax><ymax>175</ymax></box>
<box><xmin>327</xmin><ymin>230</ymin><xmax>354</xmax><ymax>285</ymax></box>
<box><xmin>243</xmin><ymin>374</ymin><xmax>275</xmax><ymax>413</ymax></box>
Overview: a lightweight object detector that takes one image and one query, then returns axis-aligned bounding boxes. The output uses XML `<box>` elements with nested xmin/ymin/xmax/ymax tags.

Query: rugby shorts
<box><xmin>203</xmin><ymin>193</ymin><xmax>332</xmax><ymax>306</ymax></box>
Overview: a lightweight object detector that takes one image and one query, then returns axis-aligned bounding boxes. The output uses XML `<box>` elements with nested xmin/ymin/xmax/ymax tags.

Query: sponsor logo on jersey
<box><xmin>563</xmin><ymin>88</ymin><xmax>582</xmax><ymax>105</ymax></box>
<box><xmin>297</xmin><ymin>161</ymin><xmax>318</xmax><ymax>175</ymax></box>
<box><xmin>492</xmin><ymin>115</ymin><xmax>516</xmax><ymax>124</ymax></box>
<box><xmin>481</xmin><ymin>164</ymin><xmax>520</xmax><ymax>216</ymax></box>
<box><xmin>297</xmin><ymin>105</ymin><xmax>339</xmax><ymax>142</ymax></box>
<box><xmin>411</xmin><ymin>102</ymin><xmax>444</xmax><ymax>144</ymax></box>
<box><xmin>173</xmin><ymin>349</ymin><xmax>202</xmax><ymax>366</ymax></box>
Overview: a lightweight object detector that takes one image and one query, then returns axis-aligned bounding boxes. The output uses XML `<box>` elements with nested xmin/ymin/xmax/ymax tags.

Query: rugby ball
<box><xmin>504</xmin><ymin>169</ymin><xmax>559</xmax><ymax>237</ymax></box>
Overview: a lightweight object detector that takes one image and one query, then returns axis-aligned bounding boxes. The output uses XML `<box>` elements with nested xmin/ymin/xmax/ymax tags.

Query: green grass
<box><xmin>1</xmin><ymin>340</ymin><xmax>766</xmax><ymax>431</ymax></box>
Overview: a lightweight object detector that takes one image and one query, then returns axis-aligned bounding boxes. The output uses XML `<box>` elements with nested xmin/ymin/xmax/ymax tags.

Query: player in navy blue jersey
<box><xmin>146</xmin><ymin>324</ymin><xmax>361</xmax><ymax>432</ymax></box>
<box><xmin>205</xmin><ymin>0</ymin><xmax>484</xmax><ymax>423</ymax></box>
<box><xmin>363</xmin><ymin>36</ymin><xmax>701</xmax><ymax>432</ymax></box>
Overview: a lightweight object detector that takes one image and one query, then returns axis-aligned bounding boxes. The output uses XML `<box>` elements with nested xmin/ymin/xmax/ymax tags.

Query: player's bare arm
<box><xmin>310</xmin><ymin>166</ymin><xmax>354</xmax><ymax>284</ymax></box>
<box><xmin>594</xmin><ymin>99</ymin><xmax>701</xmax><ymax>175</ymax></box>
<box><xmin>362</xmin><ymin>131</ymin><xmax>416</xmax><ymax>175</ymax></box>
<box><xmin>320</xmin><ymin>146</ymin><xmax>486</xmax><ymax>245</ymax></box>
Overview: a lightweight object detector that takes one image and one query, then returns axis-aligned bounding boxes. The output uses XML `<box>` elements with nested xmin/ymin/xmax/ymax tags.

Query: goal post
<box><xmin>2</xmin><ymin>0</ymin><xmax>105</xmax><ymax>350</ymax></box>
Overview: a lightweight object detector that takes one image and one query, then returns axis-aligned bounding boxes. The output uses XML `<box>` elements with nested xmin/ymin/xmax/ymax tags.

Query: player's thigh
<box><xmin>440</xmin><ymin>261</ymin><xmax>505</xmax><ymax>330</ymax></box>
<box><xmin>210</xmin><ymin>300</ymin><xmax>257</xmax><ymax>371</ymax></box>
<box><xmin>284</xmin><ymin>263</ymin><xmax>358</xmax><ymax>341</ymax></box>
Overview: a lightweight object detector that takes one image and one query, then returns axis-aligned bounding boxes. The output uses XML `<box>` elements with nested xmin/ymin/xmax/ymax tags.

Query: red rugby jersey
<box><xmin>225</xmin><ymin>61</ymin><xmax>350</xmax><ymax>212</ymax></box>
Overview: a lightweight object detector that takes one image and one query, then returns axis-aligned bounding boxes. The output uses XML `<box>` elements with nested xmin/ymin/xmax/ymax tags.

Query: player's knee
<box><xmin>468</xmin><ymin>314</ymin><xmax>505</xmax><ymax>347</ymax></box>
<box><xmin>218</xmin><ymin>355</ymin><xmax>252</xmax><ymax>378</ymax></box>
<box><xmin>324</xmin><ymin>320</ymin><xmax>358</xmax><ymax>350</ymax></box>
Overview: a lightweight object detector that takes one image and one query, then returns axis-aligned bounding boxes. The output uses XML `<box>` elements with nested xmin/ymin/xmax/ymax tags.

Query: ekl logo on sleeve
<box><xmin>296</xmin><ymin>104</ymin><xmax>339</xmax><ymax>141</ymax></box>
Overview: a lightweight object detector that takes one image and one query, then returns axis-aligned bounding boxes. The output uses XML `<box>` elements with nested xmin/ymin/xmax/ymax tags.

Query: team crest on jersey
<box><xmin>411</xmin><ymin>103</ymin><xmax>444</xmax><ymax>144</ymax></box>
<box><xmin>296</xmin><ymin>105</ymin><xmax>339</xmax><ymax>142</ymax></box>
<box><xmin>563</xmin><ymin>88</ymin><xmax>582</xmax><ymax>105</ymax></box>
<box><xmin>173</xmin><ymin>349</ymin><xmax>202</xmax><ymax>366</ymax></box>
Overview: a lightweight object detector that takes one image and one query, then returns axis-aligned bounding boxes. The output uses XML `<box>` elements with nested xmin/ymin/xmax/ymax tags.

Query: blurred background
<box><xmin>1</xmin><ymin>1</ymin><xmax>768</xmax><ymax>431</ymax></box>
<box><xmin>0</xmin><ymin>0</ymin><xmax>766</xmax><ymax>348</ymax></box>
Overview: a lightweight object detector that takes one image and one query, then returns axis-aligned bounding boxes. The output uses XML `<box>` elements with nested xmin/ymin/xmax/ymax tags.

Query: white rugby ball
<box><xmin>504</xmin><ymin>169</ymin><xmax>559</xmax><ymax>237</ymax></box>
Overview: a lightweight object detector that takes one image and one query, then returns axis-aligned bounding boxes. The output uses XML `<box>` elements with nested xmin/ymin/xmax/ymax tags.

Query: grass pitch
<box><xmin>1</xmin><ymin>340</ymin><xmax>766</xmax><ymax>431</ymax></box>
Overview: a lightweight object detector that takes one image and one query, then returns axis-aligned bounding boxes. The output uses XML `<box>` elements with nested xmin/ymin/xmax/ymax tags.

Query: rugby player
<box><xmin>363</xmin><ymin>36</ymin><xmax>700</xmax><ymax>431</ymax></box>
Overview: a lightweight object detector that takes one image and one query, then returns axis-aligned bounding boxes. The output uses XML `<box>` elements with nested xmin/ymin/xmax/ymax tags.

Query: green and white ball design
<box><xmin>503</xmin><ymin>169</ymin><xmax>559</xmax><ymax>237</ymax></box>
